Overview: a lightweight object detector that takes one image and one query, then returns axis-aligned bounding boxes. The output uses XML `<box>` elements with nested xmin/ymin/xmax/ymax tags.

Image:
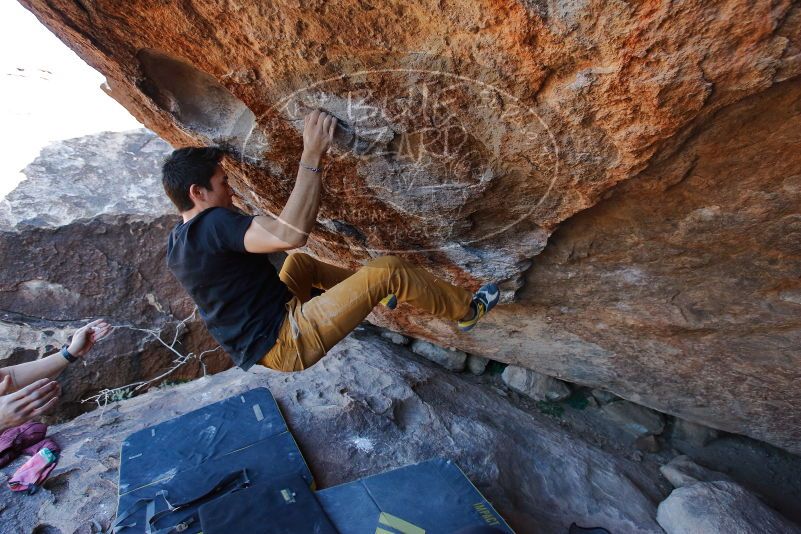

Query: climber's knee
<box><xmin>363</xmin><ymin>256</ymin><xmax>405</xmax><ymax>293</ymax></box>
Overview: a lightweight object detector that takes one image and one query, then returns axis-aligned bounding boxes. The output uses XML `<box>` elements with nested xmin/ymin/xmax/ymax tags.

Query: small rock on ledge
<box><xmin>670</xmin><ymin>418</ymin><xmax>721</xmax><ymax>448</ymax></box>
<box><xmin>660</xmin><ymin>455</ymin><xmax>733</xmax><ymax>489</ymax></box>
<box><xmin>601</xmin><ymin>400</ymin><xmax>666</xmax><ymax>438</ymax></box>
<box><xmin>410</xmin><ymin>339</ymin><xmax>467</xmax><ymax>371</ymax></box>
<box><xmin>501</xmin><ymin>365</ymin><xmax>571</xmax><ymax>402</ymax></box>
<box><xmin>380</xmin><ymin>330</ymin><xmax>411</xmax><ymax>346</ymax></box>
<box><xmin>466</xmin><ymin>354</ymin><xmax>490</xmax><ymax>375</ymax></box>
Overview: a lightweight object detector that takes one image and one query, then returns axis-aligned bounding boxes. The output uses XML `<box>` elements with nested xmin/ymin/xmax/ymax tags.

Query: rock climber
<box><xmin>161</xmin><ymin>109</ymin><xmax>499</xmax><ymax>373</ymax></box>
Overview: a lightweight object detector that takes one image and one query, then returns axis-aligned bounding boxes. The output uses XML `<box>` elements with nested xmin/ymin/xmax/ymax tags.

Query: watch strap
<box><xmin>61</xmin><ymin>345</ymin><xmax>78</xmax><ymax>363</ymax></box>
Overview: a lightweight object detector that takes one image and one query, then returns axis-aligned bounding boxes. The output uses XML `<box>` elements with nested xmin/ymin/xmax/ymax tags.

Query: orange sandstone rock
<box><xmin>17</xmin><ymin>0</ymin><xmax>801</xmax><ymax>452</ymax></box>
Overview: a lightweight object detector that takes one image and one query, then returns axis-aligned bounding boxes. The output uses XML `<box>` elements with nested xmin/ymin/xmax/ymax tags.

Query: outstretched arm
<box><xmin>0</xmin><ymin>319</ymin><xmax>112</xmax><ymax>391</ymax></box>
<box><xmin>244</xmin><ymin>110</ymin><xmax>337</xmax><ymax>253</ymax></box>
<box><xmin>0</xmin><ymin>319</ymin><xmax>111</xmax><ymax>431</ymax></box>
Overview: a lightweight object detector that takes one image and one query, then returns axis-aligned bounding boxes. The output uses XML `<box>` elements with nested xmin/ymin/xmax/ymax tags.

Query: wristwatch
<box><xmin>60</xmin><ymin>345</ymin><xmax>78</xmax><ymax>363</ymax></box>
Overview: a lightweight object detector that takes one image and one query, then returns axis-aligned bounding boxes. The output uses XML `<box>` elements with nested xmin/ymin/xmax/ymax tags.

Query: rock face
<box><xmin>0</xmin><ymin>131</ymin><xmax>228</xmax><ymax>419</ymax></box>
<box><xmin>16</xmin><ymin>0</ymin><xmax>801</xmax><ymax>452</ymax></box>
<box><xmin>0</xmin><ymin>130</ymin><xmax>173</xmax><ymax>230</ymax></box>
<box><xmin>657</xmin><ymin>481</ymin><xmax>801</xmax><ymax>534</ymax></box>
<box><xmin>0</xmin><ymin>331</ymin><xmax>669</xmax><ymax>534</ymax></box>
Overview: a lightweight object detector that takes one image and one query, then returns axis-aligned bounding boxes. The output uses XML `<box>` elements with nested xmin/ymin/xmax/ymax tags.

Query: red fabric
<box><xmin>1</xmin><ymin>421</ymin><xmax>61</xmax><ymax>493</ymax></box>
<box><xmin>8</xmin><ymin>449</ymin><xmax>58</xmax><ymax>492</ymax></box>
<box><xmin>0</xmin><ymin>421</ymin><xmax>60</xmax><ymax>468</ymax></box>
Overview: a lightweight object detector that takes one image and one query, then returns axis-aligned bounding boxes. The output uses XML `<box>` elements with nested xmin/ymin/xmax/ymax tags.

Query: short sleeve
<box><xmin>199</xmin><ymin>208</ymin><xmax>254</xmax><ymax>253</ymax></box>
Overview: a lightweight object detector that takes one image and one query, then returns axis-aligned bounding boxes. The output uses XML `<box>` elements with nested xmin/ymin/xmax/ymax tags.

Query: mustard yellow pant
<box><xmin>259</xmin><ymin>253</ymin><xmax>473</xmax><ymax>372</ymax></box>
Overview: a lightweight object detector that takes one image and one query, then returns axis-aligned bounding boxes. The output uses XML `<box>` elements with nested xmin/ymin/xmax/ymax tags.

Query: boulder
<box><xmin>466</xmin><ymin>354</ymin><xmax>490</xmax><ymax>375</ymax></box>
<box><xmin>0</xmin><ymin>331</ymin><xmax>668</xmax><ymax>533</ymax></box>
<box><xmin>0</xmin><ymin>130</ymin><xmax>172</xmax><ymax>230</ymax></box>
<box><xmin>17</xmin><ymin>0</ymin><xmax>801</xmax><ymax>453</ymax></box>
<box><xmin>601</xmin><ymin>401</ymin><xmax>665</xmax><ymax>438</ymax></box>
<box><xmin>657</xmin><ymin>481</ymin><xmax>801</xmax><ymax>534</ymax></box>
<box><xmin>501</xmin><ymin>365</ymin><xmax>571</xmax><ymax>402</ymax></box>
<box><xmin>409</xmin><ymin>339</ymin><xmax>466</xmax><ymax>371</ymax></box>
<box><xmin>660</xmin><ymin>455</ymin><xmax>732</xmax><ymax>489</ymax></box>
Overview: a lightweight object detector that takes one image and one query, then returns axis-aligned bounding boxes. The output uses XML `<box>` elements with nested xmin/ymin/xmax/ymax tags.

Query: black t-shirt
<box><xmin>166</xmin><ymin>207</ymin><xmax>290</xmax><ymax>370</ymax></box>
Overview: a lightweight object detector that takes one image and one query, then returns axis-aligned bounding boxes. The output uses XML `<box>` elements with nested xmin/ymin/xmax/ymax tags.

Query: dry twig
<box><xmin>81</xmin><ymin>309</ymin><xmax>221</xmax><ymax>409</ymax></box>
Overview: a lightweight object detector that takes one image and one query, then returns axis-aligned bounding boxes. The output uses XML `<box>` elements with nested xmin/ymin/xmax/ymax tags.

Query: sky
<box><xmin>0</xmin><ymin>1</ymin><xmax>142</xmax><ymax>198</ymax></box>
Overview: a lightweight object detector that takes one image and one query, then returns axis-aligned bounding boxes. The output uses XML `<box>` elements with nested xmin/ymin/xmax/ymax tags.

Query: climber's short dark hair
<box><xmin>162</xmin><ymin>147</ymin><xmax>225</xmax><ymax>212</ymax></box>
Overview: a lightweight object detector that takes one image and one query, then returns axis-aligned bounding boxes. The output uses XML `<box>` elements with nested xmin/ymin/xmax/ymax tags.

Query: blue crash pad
<box><xmin>116</xmin><ymin>388</ymin><xmax>314</xmax><ymax>533</ymax></box>
<box><xmin>317</xmin><ymin>458</ymin><xmax>514</xmax><ymax>533</ymax></box>
<box><xmin>115</xmin><ymin>389</ymin><xmax>514</xmax><ymax>533</ymax></box>
<box><xmin>198</xmin><ymin>474</ymin><xmax>337</xmax><ymax>534</ymax></box>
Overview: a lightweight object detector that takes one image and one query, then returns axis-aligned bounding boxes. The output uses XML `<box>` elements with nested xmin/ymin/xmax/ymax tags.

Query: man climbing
<box><xmin>162</xmin><ymin>110</ymin><xmax>499</xmax><ymax>372</ymax></box>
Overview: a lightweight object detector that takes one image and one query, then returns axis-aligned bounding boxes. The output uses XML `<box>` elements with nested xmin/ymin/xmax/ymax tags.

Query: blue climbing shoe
<box><xmin>379</xmin><ymin>293</ymin><xmax>398</xmax><ymax>310</ymax></box>
<box><xmin>457</xmin><ymin>283</ymin><xmax>500</xmax><ymax>332</ymax></box>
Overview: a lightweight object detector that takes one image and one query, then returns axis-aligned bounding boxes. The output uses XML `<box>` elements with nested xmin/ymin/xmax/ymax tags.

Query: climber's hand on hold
<box><xmin>0</xmin><ymin>377</ymin><xmax>60</xmax><ymax>431</ymax></box>
<box><xmin>301</xmin><ymin>109</ymin><xmax>337</xmax><ymax>163</ymax></box>
<box><xmin>244</xmin><ymin>109</ymin><xmax>331</xmax><ymax>253</ymax></box>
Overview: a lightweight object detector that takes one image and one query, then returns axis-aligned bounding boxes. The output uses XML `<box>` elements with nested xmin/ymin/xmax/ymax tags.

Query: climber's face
<box><xmin>202</xmin><ymin>164</ymin><xmax>235</xmax><ymax>209</ymax></box>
